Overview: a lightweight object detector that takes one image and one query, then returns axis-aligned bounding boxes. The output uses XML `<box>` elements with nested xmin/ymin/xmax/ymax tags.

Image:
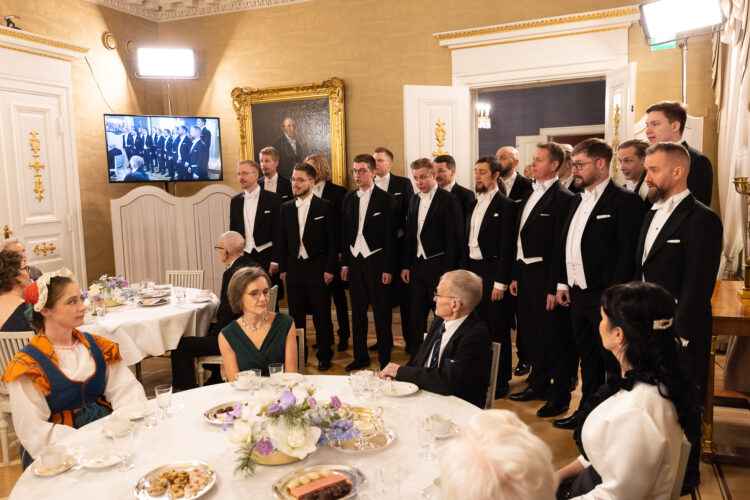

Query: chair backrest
<box><xmin>295</xmin><ymin>328</ymin><xmax>305</xmax><ymax>375</ymax></box>
<box><xmin>669</xmin><ymin>435</ymin><xmax>692</xmax><ymax>500</ymax></box>
<box><xmin>267</xmin><ymin>285</ymin><xmax>279</xmax><ymax>312</ymax></box>
<box><xmin>485</xmin><ymin>342</ymin><xmax>502</xmax><ymax>409</ymax></box>
<box><xmin>166</xmin><ymin>270</ymin><xmax>205</xmax><ymax>289</ymax></box>
<box><xmin>0</xmin><ymin>331</ymin><xmax>35</xmax><ymax>394</ymax></box>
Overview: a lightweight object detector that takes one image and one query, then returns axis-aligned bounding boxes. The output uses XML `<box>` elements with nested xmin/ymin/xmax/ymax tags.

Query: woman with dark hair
<box><xmin>2</xmin><ymin>269</ymin><xmax>145</xmax><ymax>468</ymax></box>
<box><xmin>0</xmin><ymin>250</ymin><xmax>32</xmax><ymax>331</ymax></box>
<box><xmin>557</xmin><ymin>281</ymin><xmax>701</xmax><ymax>499</ymax></box>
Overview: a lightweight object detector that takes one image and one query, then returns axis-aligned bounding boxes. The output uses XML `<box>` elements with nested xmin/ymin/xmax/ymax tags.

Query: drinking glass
<box><xmin>95</xmin><ymin>304</ymin><xmax>106</xmax><ymax>318</ymax></box>
<box><xmin>268</xmin><ymin>363</ymin><xmax>284</xmax><ymax>388</ymax></box>
<box><xmin>146</xmin><ymin>279</ymin><xmax>155</xmax><ymax>291</ymax></box>
<box><xmin>112</xmin><ymin>426</ymin><xmax>136</xmax><ymax>471</ymax></box>
<box><xmin>417</xmin><ymin>419</ymin><xmax>436</xmax><ymax>461</ymax></box>
<box><xmin>154</xmin><ymin>384</ymin><xmax>173</xmax><ymax>421</ymax></box>
<box><xmin>249</xmin><ymin>369</ymin><xmax>262</xmax><ymax>390</ymax></box>
<box><xmin>377</xmin><ymin>464</ymin><xmax>401</xmax><ymax>496</ymax></box>
<box><xmin>174</xmin><ymin>286</ymin><xmax>186</xmax><ymax>304</ymax></box>
<box><xmin>131</xmin><ymin>282</ymin><xmax>143</xmax><ymax>294</ymax></box>
<box><xmin>349</xmin><ymin>371</ymin><xmax>366</xmax><ymax>398</ymax></box>
<box><xmin>362</xmin><ymin>370</ymin><xmax>379</xmax><ymax>401</ymax></box>
<box><xmin>144</xmin><ymin>396</ymin><xmax>158</xmax><ymax>428</ymax></box>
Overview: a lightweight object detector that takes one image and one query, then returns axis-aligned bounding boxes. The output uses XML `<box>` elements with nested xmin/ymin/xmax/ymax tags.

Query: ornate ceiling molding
<box><xmin>84</xmin><ymin>0</ymin><xmax>311</xmax><ymax>23</ymax></box>
<box><xmin>0</xmin><ymin>25</ymin><xmax>89</xmax><ymax>61</ymax></box>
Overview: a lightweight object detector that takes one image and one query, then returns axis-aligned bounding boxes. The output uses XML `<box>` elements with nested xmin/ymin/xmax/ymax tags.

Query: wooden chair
<box><xmin>485</xmin><ymin>342</ymin><xmax>502</xmax><ymax>409</ymax></box>
<box><xmin>196</xmin><ymin>285</ymin><xmax>278</xmax><ymax>386</ymax></box>
<box><xmin>0</xmin><ymin>331</ymin><xmax>35</xmax><ymax>466</ymax></box>
<box><xmin>166</xmin><ymin>270</ymin><xmax>204</xmax><ymax>289</ymax></box>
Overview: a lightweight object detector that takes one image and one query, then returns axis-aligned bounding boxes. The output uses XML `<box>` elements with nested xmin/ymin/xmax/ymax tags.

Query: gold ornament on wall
<box><xmin>33</xmin><ymin>242</ymin><xmax>56</xmax><ymax>256</ymax></box>
<box><xmin>611</xmin><ymin>104</ymin><xmax>621</xmax><ymax>177</ymax></box>
<box><xmin>432</xmin><ymin>119</ymin><xmax>448</xmax><ymax>157</ymax></box>
<box><xmin>28</xmin><ymin>130</ymin><xmax>46</xmax><ymax>202</ymax></box>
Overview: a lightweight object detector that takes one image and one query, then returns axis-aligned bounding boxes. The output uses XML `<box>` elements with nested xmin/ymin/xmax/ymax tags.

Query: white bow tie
<box><xmin>244</xmin><ymin>189</ymin><xmax>259</xmax><ymax>200</ymax></box>
<box><xmin>357</xmin><ymin>189</ymin><xmax>370</xmax><ymax>198</ymax></box>
<box><xmin>418</xmin><ymin>191</ymin><xmax>432</xmax><ymax>200</ymax></box>
<box><xmin>295</xmin><ymin>197</ymin><xmax>311</xmax><ymax>208</ymax></box>
<box><xmin>581</xmin><ymin>190</ymin><xmax>596</xmax><ymax>202</ymax></box>
<box><xmin>532</xmin><ymin>182</ymin><xmax>546</xmax><ymax>192</ymax></box>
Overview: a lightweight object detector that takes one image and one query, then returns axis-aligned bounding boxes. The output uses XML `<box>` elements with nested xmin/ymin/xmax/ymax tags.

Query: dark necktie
<box><xmin>429</xmin><ymin>323</ymin><xmax>446</xmax><ymax>368</ymax></box>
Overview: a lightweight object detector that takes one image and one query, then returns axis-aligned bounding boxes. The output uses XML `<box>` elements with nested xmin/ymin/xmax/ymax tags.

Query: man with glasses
<box><xmin>553</xmin><ymin>138</ymin><xmax>646</xmax><ymax>429</ymax></box>
<box><xmin>402</xmin><ymin>158</ymin><xmax>463</xmax><ymax>355</ymax></box>
<box><xmin>171</xmin><ymin>231</ymin><xmax>256</xmax><ymax>390</ymax></box>
<box><xmin>341</xmin><ymin>154</ymin><xmax>397</xmax><ymax>371</ymax></box>
<box><xmin>0</xmin><ymin>239</ymin><xmax>42</xmax><ymax>281</ymax></box>
<box><xmin>278</xmin><ymin>163</ymin><xmax>337</xmax><ymax>371</ymax></box>
<box><xmin>434</xmin><ymin>154</ymin><xmax>475</xmax><ymax>222</ymax></box>
<box><xmin>380</xmin><ymin>270</ymin><xmax>491</xmax><ymax>408</ymax></box>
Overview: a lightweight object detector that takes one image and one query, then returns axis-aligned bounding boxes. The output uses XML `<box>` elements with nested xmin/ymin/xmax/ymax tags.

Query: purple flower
<box><xmin>331</xmin><ymin>395</ymin><xmax>341</xmax><ymax>409</ymax></box>
<box><xmin>307</xmin><ymin>397</ymin><xmax>317</xmax><ymax>409</ymax></box>
<box><xmin>81</xmin><ymin>290</ymin><xmax>88</xmax><ymax>298</ymax></box>
<box><xmin>267</xmin><ymin>391</ymin><xmax>296</xmax><ymax>414</ymax></box>
<box><xmin>221</xmin><ymin>404</ymin><xmax>244</xmax><ymax>431</ymax></box>
<box><xmin>256</xmin><ymin>439</ymin><xmax>274</xmax><ymax>456</ymax></box>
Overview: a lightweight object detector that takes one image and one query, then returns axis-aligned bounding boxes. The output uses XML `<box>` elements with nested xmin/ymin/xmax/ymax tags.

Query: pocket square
<box><xmin>372</xmin><ymin>212</ymin><xmax>381</xmax><ymax>216</ymax></box>
<box><xmin>492</xmin><ymin>213</ymin><xmax>499</xmax><ymax>217</ymax></box>
<box><xmin>596</xmin><ymin>214</ymin><xmax>611</xmax><ymax>219</ymax></box>
<box><xmin>444</xmin><ymin>358</ymin><xmax>454</xmax><ymax>366</ymax></box>
<box><xmin>539</xmin><ymin>213</ymin><xmax>550</xmax><ymax>217</ymax></box>
<box><xmin>667</xmin><ymin>239</ymin><xmax>680</xmax><ymax>243</ymax></box>
<box><xmin>264</xmin><ymin>210</ymin><xmax>271</xmax><ymax>214</ymax></box>
<box><xmin>314</xmin><ymin>215</ymin><xmax>324</xmax><ymax>220</ymax></box>
<box><xmin>394</xmin><ymin>192</ymin><xmax>402</xmax><ymax>196</ymax></box>
<box><xmin>514</xmin><ymin>199</ymin><xmax>522</xmax><ymax>203</ymax></box>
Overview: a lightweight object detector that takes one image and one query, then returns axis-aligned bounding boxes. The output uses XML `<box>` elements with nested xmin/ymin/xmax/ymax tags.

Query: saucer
<box><xmin>81</xmin><ymin>444</ymin><xmax>121</xmax><ymax>469</ymax></box>
<box><xmin>33</xmin><ymin>455</ymin><xmax>76</xmax><ymax>476</ymax></box>
<box><xmin>433</xmin><ymin>422</ymin><xmax>459</xmax><ymax>439</ymax></box>
<box><xmin>230</xmin><ymin>380</ymin><xmax>251</xmax><ymax>391</ymax></box>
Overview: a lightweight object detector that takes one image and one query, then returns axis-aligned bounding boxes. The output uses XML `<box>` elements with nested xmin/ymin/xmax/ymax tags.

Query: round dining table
<box><xmin>10</xmin><ymin>375</ymin><xmax>480</xmax><ymax>499</ymax></box>
<box><xmin>81</xmin><ymin>287</ymin><xmax>220</xmax><ymax>366</ymax></box>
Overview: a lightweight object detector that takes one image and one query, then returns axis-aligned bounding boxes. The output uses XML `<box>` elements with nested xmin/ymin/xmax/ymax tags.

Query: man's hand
<box><xmin>401</xmin><ymin>269</ymin><xmax>410</xmax><ymax>284</ymax></box>
<box><xmin>556</xmin><ymin>289</ymin><xmax>570</xmax><ymax>307</ymax></box>
<box><xmin>280</xmin><ymin>272</ymin><xmax>286</xmax><ymax>284</ymax></box>
<box><xmin>546</xmin><ymin>294</ymin><xmax>558</xmax><ymax>311</ymax></box>
<box><xmin>491</xmin><ymin>288</ymin><xmax>505</xmax><ymax>302</ymax></box>
<box><xmin>380</xmin><ymin>363</ymin><xmax>400</xmax><ymax>379</ymax></box>
<box><xmin>509</xmin><ymin>280</ymin><xmax>518</xmax><ymax>296</ymax></box>
<box><xmin>323</xmin><ymin>272</ymin><xmax>334</xmax><ymax>285</ymax></box>
<box><xmin>382</xmin><ymin>273</ymin><xmax>392</xmax><ymax>285</ymax></box>
<box><xmin>340</xmin><ymin>267</ymin><xmax>349</xmax><ymax>281</ymax></box>
<box><xmin>269</xmin><ymin>263</ymin><xmax>279</xmax><ymax>275</ymax></box>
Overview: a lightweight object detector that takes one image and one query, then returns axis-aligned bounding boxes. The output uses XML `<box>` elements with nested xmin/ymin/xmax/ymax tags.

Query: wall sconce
<box><xmin>476</xmin><ymin>102</ymin><xmax>491</xmax><ymax>129</ymax></box>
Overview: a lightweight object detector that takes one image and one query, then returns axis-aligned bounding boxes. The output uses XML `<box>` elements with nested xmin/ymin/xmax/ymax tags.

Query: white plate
<box><xmin>433</xmin><ymin>423</ymin><xmax>459</xmax><ymax>439</ymax></box>
<box><xmin>379</xmin><ymin>380</ymin><xmax>419</xmax><ymax>397</ymax></box>
<box><xmin>190</xmin><ymin>296</ymin><xmax>212</xmax><ymax>303</ymax></box>
<box><xmin>81</xmin><ymin>444</ymin><xmax>121</xmax><ymax>469</ymax></box>
<box><xmin>203</xmin><ymin>401</ymin><xmax>243</xmax><ymax>425</ymax></box>
<box><xmin>270</xmin><ymin>372</ymin><xmax>304</xmax><ymax>386</ymax></box>
<box><xmin>138</xmin><ymin>298</ymin><xmax>169</xmax><ymax>307</ymax></box>
<box><xmin>33</xmin><ymin>455</ymin><xmax>75</xmax><ymax>477</ymax></box>
<box><xmin>114</xmin><ymin>402</ymin><xmax>150</xmax><ymax>420</ymax></box>
<box><xmin>230</xmin><ymin>380</ymin><xmax>251</xmax><ymax>391</ymax></box>
<box><xmin>134</xmin><ymin>461</ymin><xmax>216</xmax><ymax>499</ymax></box>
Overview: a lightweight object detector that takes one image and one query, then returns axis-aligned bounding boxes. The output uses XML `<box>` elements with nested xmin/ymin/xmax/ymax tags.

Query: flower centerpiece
<box><xmin>82</xmin><ymin>274</ymin><xmax>130</xmax><ymax>307</ymax></box>
<box><xmin>223</xmin><ymin>387</ymin><xmax>357</xmax><ymax>476</ymax></box>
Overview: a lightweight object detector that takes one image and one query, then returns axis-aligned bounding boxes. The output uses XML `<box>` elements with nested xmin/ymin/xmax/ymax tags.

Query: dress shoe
<box><xmin>553</xmin><ymin>411</ymin><xmax>579</xmax><ymax>430</ymax></box>
<box><xmin>368</xmin><ymin>343</ymin><xmax>378</xmax><ymax>352</ymax></box>
<box><xmin>312</xmin><ymin>343</ymin><xmax>319</xmax><ymax>349</ymax></box>
<box><xmin>508</xmin><ymin>386</ymin><xmax>548</xmax><ymax>402</ymax></box>
<box><xmin>537</xmin><ymin>400</ymin><xmax>570</xmax><ymax>418</ymax></box>
<box><xmin>337</xmin><ymin>338</ymin><xmax>349</xmax><ymax>352</ymax></box>
<box><xmin>317</xmin><ymin>360</ymin><xmax>332</xmax><ymax>371</ymax></box>
<box><xmin>514</xmin><ymin>360</ymin><xmax>530</xmax><ymax>376</ymax></box>
<box><xmin>569</xmin><ymin>377</ymin><xmax>579</xmax><ymax>392</ymax></box>
<box><xmin>345</xmin><ymin>360</ymin><xmax>371</xmax><ymax>372</ymax></box>
<box><xmin>494</xmin><ymin>383</ymin><xmax>510</xmax><ymax>399</ymax></box>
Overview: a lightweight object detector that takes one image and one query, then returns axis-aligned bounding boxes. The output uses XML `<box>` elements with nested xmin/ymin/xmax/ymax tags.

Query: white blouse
<box><xmin>6</xmin><ymin>340</ymin><xmax>146</xmax><ymax>458</ymax></box>
<box><xmin>573</xmin><ymin>381</ymin><xmax>685</xmax><ymax>500</ymax></box>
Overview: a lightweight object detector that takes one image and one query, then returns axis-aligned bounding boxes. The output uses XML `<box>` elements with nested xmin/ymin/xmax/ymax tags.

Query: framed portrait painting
<box><xmin>231</xmin><ymin>77</ymin><xmax>346</xmax><ymax>185</ymax></box>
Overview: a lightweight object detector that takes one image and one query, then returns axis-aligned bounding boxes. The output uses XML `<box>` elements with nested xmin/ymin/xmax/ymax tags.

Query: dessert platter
<box><xmin>330</xmin><ymin>405</ymin><xmax>395</xmax><ymax>453</ymax></box>
<box><xmin>134</xmin><ymin>461</ymin><xmax>216</xmax><ymax>499</ymax></box>
<box><xmin>139</xmin><ymin>297</ymin><xmax>169</xmax><ymax>307</ymax></box>
<box><xmin>202</xmin><ymin>401</ymin><xmax>243</xmax><ymax>425</ymax></box>
<box><xmin>272</xmin><ymin>464</ymin><xmax>364</xmax><ymax>500</ymax></box>
<box><xmin>139</xmin><ymin>290</ymin><xmax>172</xmax><ymax>300</ymax></box>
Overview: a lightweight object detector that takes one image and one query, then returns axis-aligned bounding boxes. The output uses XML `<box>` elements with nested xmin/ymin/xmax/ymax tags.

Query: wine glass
<box><xmin>417</xmin><ymin>419</ymin><xmax>436</xmax><ymax>461</ymax></box>
<box><xmin>268</xmin><ymin>363</ymin><xmax>284</xmax><ymax>388</ymax></box>
<box><xmin>174</xmin><ymin>286</ymin><xmax>186</xmax><ymax>304</ymax></box>
<box><xmin>154</xmin><ymin>384</ymin><xmax>172</xmax><ymax>421</ymax></box>
<box><xmin>112</xmin><ymin>426</ymin><xmax>136</xmax><ymax>471</ymax></box>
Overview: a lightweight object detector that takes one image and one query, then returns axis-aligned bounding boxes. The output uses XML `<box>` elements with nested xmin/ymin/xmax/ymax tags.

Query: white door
<box><xmin>605</xmin><ymin>62</ymin><xmax>636</xmax><ymax>183</ymax></box>
<box><xmin>0</xmin><ymin>86</ymin><xmax>82</xmax><ymax>279</ymax></box>
<box><xmin>403</xmin><ymin>85</ymin><xmax>472</xmax><ymax>188</ymax></box>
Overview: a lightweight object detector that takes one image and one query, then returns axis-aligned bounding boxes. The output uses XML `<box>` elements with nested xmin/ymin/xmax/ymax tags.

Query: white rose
<box><xmin>268</xmin><ymin>422</ymin><xmax>320</xmax><ymax>459</ymax></box>
<box><xmin>227</xmin><ymin>420</ymin><xmax>252</xmax><ymax>444</ymax></box>
<box><xmin>89</xmin><ymin>285</ymin><xmax>101</xmax><ymax>297</ymax></box>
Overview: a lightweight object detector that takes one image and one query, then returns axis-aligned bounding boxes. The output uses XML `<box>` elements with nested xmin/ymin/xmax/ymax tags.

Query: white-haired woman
<box><xmin>2</xmin><ymin>269</ymin><xmax>146</xmax><ymax>468</ymax></box>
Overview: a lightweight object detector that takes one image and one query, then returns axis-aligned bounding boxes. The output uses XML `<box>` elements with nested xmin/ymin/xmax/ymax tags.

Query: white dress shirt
<box><xmin>285</xmin><ymin>133</ymin><xmax>298</xmax><ymax>153</ymax></box>
<box><xmin>468</xmin><ymin>187</ymin><xmax>498</xmax><ymax>260</ymax></box>
<box><xmin>561</xmin><ymin>177</ymin><xmax>610</xmax><ymax>290</ymax></box>
<box><xmin>642</xmin><ymin>189</ymin><xmax>691</xmax><ymax>264</ymax></box>
<box><xmin>349</xmin><ymin>185</ymin><xmax>379</xmax><ymax>258</ymax></box>
<box><xmin>501</xmin><ymin>171</ymin><xmax>517</xmax><ymax>197</ymax></box>
<box><xmin>296</xmin><ymin>195</ymin><xmax>312</xmax><ymax>259</ymax></box>
<box><xmin>625</xmin><ymin>174</ymin><xmax>650</xmax><ymax>201</ymax></box>
<box><xmin>560</xmin><ymin>175</ymin><xmax>575</xmax><ymax>190</ymax></box>
<box><xmin>374</xmin><ymin>173</ymin><xmax>390</xmax><ymax>192</ymax></box>
<box><xmin>575</xmin><ymin>381</ymin><xmax>685</xmax><ymax>500</ymax></box>
<box><xmin>424</xmin><ymin>315</ymin><xmax>469</xmax><ymax>368</ymax></box>
<box><xmin>517</xmin><ymin>177</ymin><xmax>557</xmax><ymax>264</ymax></box>
<box><xmin>264</xmin><ymin>173</ymin><xmax>278</xmax><ymax>193</ymax></box>
<box><xmin>312</xmin><ymin>181</ymin><xmax>326</xmax><ymax>198</ymax></box>
<box><xmin>242</xmin><ymin>186</ymin><xmax>272</xmax><ymax>253</ymax></box>
<box><xmin>416</xmin><ymin>184</ymin><xmax>438</xmax><ymax>259</ymax></box>
<box><xmin>445</xmin><ymin>180</ymin><xmax>456</xmax><ymax>192</ymax></box>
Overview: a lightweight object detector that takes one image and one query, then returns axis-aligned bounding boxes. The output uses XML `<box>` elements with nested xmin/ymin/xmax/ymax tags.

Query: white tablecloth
<box><xmin>81</xmin><ymin>288</ymin><xmax>219</xmax><ymax>366</ymax></box>
<box><xmin>10</xmin><ymin>375</ymin><xmax>479</xmax><ymax>499</ymax></box>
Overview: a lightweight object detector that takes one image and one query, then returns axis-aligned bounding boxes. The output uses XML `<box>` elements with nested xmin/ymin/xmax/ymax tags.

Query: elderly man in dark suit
<box><xmin>273</xmin><ymin>117</ymin><xmax>304</xmax><ymax>178</ymax></box>
<box><xmin>171</xmin><ymin>231</ymin><xmax>256</xmax><ymax>390</ymax></box>
<box><xmin>123</xmin><ymin>155</ymin><xmax>149</xmax><ymax>182</ymax></box>
<box><xmin>553</xmin><ymin>138</ymin><xmax>646</xmax><ymax>429</ymax></box>
<box><xmin>380</xmin><ymin>269</ymin><xmax>491</xmax><ymax>408</ymax></box>
<box><xmin>434</xmin><ymin>154</ymin><xmax>475</xmax><ymax>222</ymax></box>
<box><xmin>278</xmin><ymin>163</ymin><xmax>338</xmax><ymax>371</ymax></box>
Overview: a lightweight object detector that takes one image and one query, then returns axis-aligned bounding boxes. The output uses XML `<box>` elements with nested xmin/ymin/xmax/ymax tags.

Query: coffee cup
<box><xmin>40</xmin><ymin>445</ymin><xmax>67</xmax><ymax>469</ymax></box>
<box><xmin>235</xmin><ymin>370</ymin><xmax>252</xmax><ymax>388</ymax></box>
<box><xmin>428</xmin><ymin>414</ymin><xmax>453</xmax><ymax>435</ymax></box>
<box><xmin>104</xmin><ymin>414</ymin><xmax>131</xmax><ymax>436</ymax></box>
<box><xmin>199</xmin><ymin>289</ymin><xmax>211</xmax><ymax>298</ymax></box>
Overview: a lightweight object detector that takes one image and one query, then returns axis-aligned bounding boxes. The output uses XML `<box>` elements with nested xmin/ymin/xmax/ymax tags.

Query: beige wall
<box><xmin>7</xmin><ymin>0</ymin><xmax>718</xmax><ymax>280</ymax></box>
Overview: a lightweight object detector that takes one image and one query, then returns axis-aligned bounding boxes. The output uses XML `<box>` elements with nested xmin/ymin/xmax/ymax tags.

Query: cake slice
<box><xmin>288</xmin><ymin>473</ymin><xmax>352</xmax><ymax>499</ymax></box>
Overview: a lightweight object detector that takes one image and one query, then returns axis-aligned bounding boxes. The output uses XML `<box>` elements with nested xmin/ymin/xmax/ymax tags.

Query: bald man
<box><xmin>171</xmin><ymin>231</ymin><xmax>257</xmax><ymax>389</ymax></box>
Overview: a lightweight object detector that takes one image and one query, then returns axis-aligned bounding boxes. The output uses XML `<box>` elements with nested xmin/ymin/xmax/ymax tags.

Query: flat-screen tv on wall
<box><xmin>104</xmin><ymin>114</ymin><xmax>223</xmax><ymax>183</ymax></box>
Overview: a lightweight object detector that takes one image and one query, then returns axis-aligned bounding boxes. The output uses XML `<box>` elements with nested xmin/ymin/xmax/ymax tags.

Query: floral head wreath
<box><xmin>24</xmin><ymin>268</ymin><xmax>74</xmax><ymax>312</ymax></box>
<box><xmin>653</xmin><ymin>318</ymin><xmax>674</xmax><ymax>330</ymax></box>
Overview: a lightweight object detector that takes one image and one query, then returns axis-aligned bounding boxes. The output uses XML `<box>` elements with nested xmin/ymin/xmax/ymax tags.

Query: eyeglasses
<box><xmin>245</xmin><ymin>288</ymin><xmax>271</xmax><ymax>300</ymax></box>
<box><xmin>433</xmin><ymin>289</ymin><xmax>463</xmax><ymax>304</ymax></box>
<box><xmin>291</xmin><ymin>176</ymin><xmax>313</xmax><ymax>183</ymax></box>
<box><xmin>213</xmin><ymin>246</ymin><xmax>227</xmax><ymax>252</ymax></box>
<box><xmin>351</xmin><ymin>168</ymin><xmax>370</xmax><ymax>176</ymax></box>
<box><xmin>570</xmin><ymin>160</ymin><xmax>595</xmax><ymax>170</ymax></box>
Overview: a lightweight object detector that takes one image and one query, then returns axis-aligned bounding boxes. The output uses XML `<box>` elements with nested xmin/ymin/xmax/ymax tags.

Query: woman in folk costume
<box><xmin>2</xmin><ymin>269</ymin><xmax>145</xmax><ymax>468</ymax></box>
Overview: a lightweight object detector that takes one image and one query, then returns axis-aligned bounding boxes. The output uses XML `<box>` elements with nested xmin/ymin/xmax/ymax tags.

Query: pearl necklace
<box><xmin>240</xmin><ymin>311</ymin><xmax>267</xmax><ymax>331</ymax></box>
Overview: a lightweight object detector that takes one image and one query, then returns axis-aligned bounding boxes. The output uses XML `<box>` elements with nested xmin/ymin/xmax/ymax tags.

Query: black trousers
<box><xmin>517</xmin><ymin>260</ymin><xmax>576</xmax><ymax>403</ymax></box>
<box><xmin>408</xmin><ymin>255</ymin><xmax>445</xmax><ymax>353</ymax></box>
<box><xmin>171</xmin><ymin>335</ymin><xmax>220</xmax><ymax>391</ymax></box>
<box><xmin>350</xmin><ymin>252</ymin><xmax>392</xmax><ymax>368</ymax></box>
<box><xmin>569</xmin><ymin>286</ymin><xmax>619</xmax><ymax>406</ymax></box>
<box><xmin>249</xmin><ymin>246</ymin><xmax>284</xmax><ymax>304</ymax></box>
<box><xmin>286</xmin><ymin>254</ymin><xmax>334</xmax><ymax>363</ymax></box>
<box><xmin>329</xmin><ymin>271</ymin><xmax>350</xmax><ymax>341</ymax></box>
<box><xmin>468</xmin><ymin>258</ymin><xmax>511</xmax><ymax>384</ymax></box>
<box><xmin>392</xmin><ymin>236</ymin><xmax>410</xmax><ymax>346</ymax></box>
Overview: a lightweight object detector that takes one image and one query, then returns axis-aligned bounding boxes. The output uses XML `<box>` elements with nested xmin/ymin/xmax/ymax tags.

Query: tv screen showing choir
<box><xmin>104</xmin><ymin>114</ymin><xmax>223</xmax><ymax>183</ymax></box>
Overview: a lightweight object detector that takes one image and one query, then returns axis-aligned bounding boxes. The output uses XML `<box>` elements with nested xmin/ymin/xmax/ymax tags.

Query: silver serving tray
<box><xmin>272</xmin><ymin>464</ymin><xmax>365</xmax><ymax>500</ymax></box>
<box><xmin>203</xmin><ymin>401</ymin><xmax>243</xmax><ymax>426</ymax></box>
<box><xmin>134</xmin><ymin>461</ymin><xmax>216</xmax><ymax>499</ymax></box>
<box><xmin>328</xmin><ymin>427</ymin><xmax>396</xmax><ymax>453</ymax></box>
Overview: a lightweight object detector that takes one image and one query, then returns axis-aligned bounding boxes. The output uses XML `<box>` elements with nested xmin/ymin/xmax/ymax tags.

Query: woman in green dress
<box><xmin>218</xmin><ymin>266</ymin><xmax>298</xmax><ymax>378</ymax></box>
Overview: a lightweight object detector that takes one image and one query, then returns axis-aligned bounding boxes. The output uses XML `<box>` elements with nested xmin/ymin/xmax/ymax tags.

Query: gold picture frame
<box><xmin>231</xmin><ymin>77</ymin><xmax>347</xmax><ymax>186</ymax></box>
